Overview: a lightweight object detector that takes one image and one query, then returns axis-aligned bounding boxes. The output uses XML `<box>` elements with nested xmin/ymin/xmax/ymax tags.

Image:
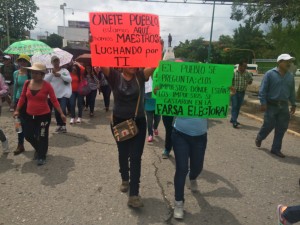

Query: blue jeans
<box><xmin>283</xmin><ymin>205</ymin><xmax>300</xmax><ymax>223</ymax></box>
<box><xmin>162</xmin><ymin>116</ymin><xmax>174</xmax><ymax>152</ymax></box>
<box><xmin>86</xmin><ymin>90</ymin><xmax>97</xmax><ymax>113</ymax></box>
<box><xmin>69</xmin><ymin>91</ymin><xmax>83</xmax><ymax>118</ymax></box>
<box><xmin>256</xmin><ymin>104</ymin><xmax>290</xmax><ymax>153</ymax></box>
<box><xmin>230</xmin><ymin>91</ymin><xmax>245</xmax><ymax>123</ymax></box>
<box><xmin>146</xmin><ymin>111</ymin><xmax>161</xmax><ymax>136</ymax></box>
<box><xmin>172</xmin><ymin>129</ymin><xmax>207</xmax><ymax>201</ymax></box>
<box><xmin>112</xmin><ymin>117</ymin><xmax>146</xmax><ymax>196</ymax></box>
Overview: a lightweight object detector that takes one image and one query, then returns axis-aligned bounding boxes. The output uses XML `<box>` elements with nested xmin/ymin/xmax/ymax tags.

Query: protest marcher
<box><xmin>12</xmin><ymin>54</ymin><xmax>31</xmax><ymax>155</ymax></box>
<box><xmin>14</xmin><ymin>63</ymin><xmax>66</xmax><ymax>166</ymax></box>
<box><xmin>1</xmin><ymin>55</ymin><xmax>17</xmax><ymax>111</ymax></box>
<box><xmin>69</xmin><ymin>64</ymin><xmax>83</xmax><ymax>124</ymax></box>
<box><xmin>255</xmin><ymin>54</ymin><xmax>296</xmax><ymax>158</ymax></box>
<box><xmin>101</xmin><ymin>67</ymin><xmax>155</xmax><ymax>208</ymax></box>
<box><xmin>230</xmin><ymin>60</ymin><xmax>253</xmax><ymax>128</ymax></box>
<box><xmin>277</xmin><ymin>204</ymin><xmax>300</xmax><ymax>224</ymax></box>
<box><xmin>44</xmin><ymin>56</ymin><xmax>72</xmax><ymax>133</ymax></box>
<box><xmin>97</xmin><ymin>68</ymin><xmax>111</xmax><ymax>112</ymax></box>
<box><xmin>84</xmin><ymin>65</ymin><xmax>99</xmax><ymax>117</ymax></box>
<box><xmin>172</xmin><ymin>117</ymin><xmax>208</xmax><ymax>219</ymax></box>
<box><xmin>144</xmin><ymin>77</ymin><xmax>160</xmax><ymax>142</ymax></box>
<box><xmin>0</xmin><ymin>73</ymin><xmax>9</xmax><ymax>153</ymax></box>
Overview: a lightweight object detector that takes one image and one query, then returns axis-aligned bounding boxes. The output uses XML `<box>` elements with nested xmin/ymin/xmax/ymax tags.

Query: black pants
<box><xmin>162</xmin><ymin>115</ymin><xmax>174</xmax><ymax>152</ymax></box>
<box><xmin>112</xmin><ymin>117</ymin><xmax>146</xmax><ymax>196</ymax></box>
<box><xmin>23</xmin><ymin>113</ymin><xmax>51</xmax><ymax>160</ymax></box>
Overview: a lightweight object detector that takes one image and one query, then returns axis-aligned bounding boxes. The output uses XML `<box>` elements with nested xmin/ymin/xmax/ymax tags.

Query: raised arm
<box><xmin>144</xmin><ymin>67</ymin><xmax>156</xmax><ymax>81</ymax></box>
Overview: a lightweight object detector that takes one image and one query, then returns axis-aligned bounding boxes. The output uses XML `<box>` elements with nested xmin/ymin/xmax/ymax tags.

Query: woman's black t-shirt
<box><xmin>106</xmin><ymin>69</ymin><xmax>146</xmax><ymax>119</ymax></box>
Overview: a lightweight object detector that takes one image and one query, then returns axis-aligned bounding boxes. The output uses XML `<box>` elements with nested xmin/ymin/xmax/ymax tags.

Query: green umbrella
<box><xmin>4</xmin><ymin>40</ymin><xmax>53</xmax><ymax>56</ymax></box>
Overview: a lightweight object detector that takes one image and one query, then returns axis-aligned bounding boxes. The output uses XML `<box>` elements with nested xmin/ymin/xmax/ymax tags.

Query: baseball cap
<box><xmin>3</xmin><ymin>55</ymin><xmax>11</xmax><ymax>60</ymax></box>
<box><xmin>277</xmin><ymin>54</ymin><xmax>295</xmax><ymax>62</ymax></box>
<box><xmin>17</xmin><ymin>54</ymin><xmax>31</xmax><ymax>63</ymax></box>
<box><xmin>51</xmin><ymin>55</ymin><xmax>60</xmax><ymax>62</ymax></box>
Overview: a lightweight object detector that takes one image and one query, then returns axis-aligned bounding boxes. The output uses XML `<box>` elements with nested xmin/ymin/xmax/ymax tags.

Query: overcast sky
<box><xmin>32</xmin><ymin>0</ymin><xmax>241</xmax><ymax>46</ymax></box>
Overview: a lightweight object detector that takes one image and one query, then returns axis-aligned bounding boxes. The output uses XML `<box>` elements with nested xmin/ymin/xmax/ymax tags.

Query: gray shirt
<box><xmin>106</xmin><ymin>69</ymin><xmax>146</xmax><ymax>119</ymax></box>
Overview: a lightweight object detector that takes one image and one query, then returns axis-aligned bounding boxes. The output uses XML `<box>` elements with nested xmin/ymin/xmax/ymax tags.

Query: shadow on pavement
<box><xmin>208</xmin><ymin>119</ymin><xmax>223</xmax><ymax>128</ymax></box>
<box><xmin>21</xmin><ymin>155</ymin><xmax>75</xmax><ymax>187</ymax></box>
<box><xmin>48</xmin><ymin>132</ymin><xmax>89</xmax><ymax>148</ymax></box>
<box><xmin>0</xmin><ymin>153</ymin><xmax>15</xmax><ymax>174</ymax></box>
<box><xmin>258</xmin><ymin>147</ymin><xmax>300</xmax><ymax>166</ymax></box>
<box><xmin>130</xmin><ymin>197</ymin><xmax>171</xmax><ymax>225</ymax></box>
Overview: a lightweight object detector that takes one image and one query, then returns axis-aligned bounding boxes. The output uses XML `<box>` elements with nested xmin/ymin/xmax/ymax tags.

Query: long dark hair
<box><xmin>71</xmin><ymin>64</ymin><xmax>81</xmax><ymax>82</ymax></box>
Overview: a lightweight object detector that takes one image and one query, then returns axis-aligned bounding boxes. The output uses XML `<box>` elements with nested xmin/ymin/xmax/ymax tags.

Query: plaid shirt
<box><xmin>232</xmin><ymin>70</ymin><xmax>253</xmax><ymax>92</ymax></box>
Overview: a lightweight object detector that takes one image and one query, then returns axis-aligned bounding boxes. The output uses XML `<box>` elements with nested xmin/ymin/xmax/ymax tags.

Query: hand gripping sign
<box><xmin>89</xmin><ymin>12</ymin><xmax>161</xmax><ymax>67</ymax></box>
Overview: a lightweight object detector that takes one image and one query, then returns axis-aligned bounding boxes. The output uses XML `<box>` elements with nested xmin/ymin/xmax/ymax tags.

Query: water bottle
<box><xmin>15</xmin><ymin>117</ymin><xmax>22</xmax><ymax>133</ymax></box>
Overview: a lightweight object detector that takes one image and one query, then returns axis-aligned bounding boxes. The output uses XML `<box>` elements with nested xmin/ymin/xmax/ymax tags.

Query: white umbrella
<box><xmin>31</xmin><ymin>48</ymin><xmax>73</xmax><ymax>69</ymax></box>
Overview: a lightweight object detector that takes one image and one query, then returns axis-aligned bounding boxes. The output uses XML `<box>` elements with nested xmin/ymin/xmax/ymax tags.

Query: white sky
<box><xmin>32</xmin><ymin>0</ymin><xmax>241</xmax><ymax>46</ymax></box>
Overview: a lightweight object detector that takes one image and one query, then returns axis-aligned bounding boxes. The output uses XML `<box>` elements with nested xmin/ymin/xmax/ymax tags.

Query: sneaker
<box><xmin>37</xmin><ymin>158</ymin><xmax>46</xmax><ymax>166</ymax></box>
<box><xmin>2</xmin><ymin>140</ymin><xmax>9</xmax><ymax>153</ymax></box>
<box><xmin>277</xmin><ymin>205</ymin><xmax>292</xmax><ymax>225</ymax></box>
<box><xmin>255</xmin><ymin>139</ymin><xmax>262</xmax><ymax>147</ymax></box>
<box><xmin>148</xmin><ymin>135</ymin><xmax>153</xmax><ymax>142</ymax></box>
<box><xmin>55</xmin><ymin>126</ymin><xmax>63</xmax><ymax>133</ymax></box>
<box><xmin>154</xmin><ymin>129</ymin><xmax>159</xmax><ymax>136</ymax></box>
<box><xmin>76</xmin><ymin>118</ymin><xmax>81</xmax><ymax>124</ymax></box>
<box><xmin>233</xmin><ymin>123</ymin><xmax>239</xmax><ymax>128</ymax></box>
<box><xmin>174</xmin><ymin>200</ymin><xmax>184</xmax><ymax>219</ymax></box>
<box><xmin>70</xmin><ymin>118</ymin><xmax>75</xmax><ymax>124</ymax></box>
<box><xmin>90</xmin><ymin>112</ymin><xmax>94</xmax><ymax>117</ymax></box>
<box><xmin>186</xmin><ymin>178</ymin><xmax>198</xmax><ymax>192</ymax></box>
<box><xmin>162</xmin><ymin>149</ymin><xmax>169</xmax><ymax>159</ymax></box>
<box><xmin>61</xmin><ymin>126</ymin><xmax>67</xmax><ymax>133</ymax></box>
<box><xmin>127</xmin><ymin>196</ymin><xmax>144</xmax><ymax>208</ymax></box>
<box><xmin>120</xmin><ymin>181</ymin><xmax>129</xmax><ymax>193</ymax></box>
<box><xmin>13</xmin><ymin>144</ymin><xmax>25</xmax><ymax>155</ymax></box>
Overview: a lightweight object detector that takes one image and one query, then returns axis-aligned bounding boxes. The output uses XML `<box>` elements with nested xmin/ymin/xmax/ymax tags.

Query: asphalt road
<box><xmin>0</xmin><ymin>96</ymin><xmax>299</xmax><ymax>225</ymax></box>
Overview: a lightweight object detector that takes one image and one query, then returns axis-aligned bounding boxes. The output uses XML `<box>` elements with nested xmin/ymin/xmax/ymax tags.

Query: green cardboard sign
<box><xmin>153</xmin><ymin>61</ymin><xmax>234</xmax><ymax>118</ymax></box>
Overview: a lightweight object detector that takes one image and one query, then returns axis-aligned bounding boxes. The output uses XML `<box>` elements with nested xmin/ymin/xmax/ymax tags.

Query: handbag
<box><xmin>78</xmin><ymin>78</ymin><xmax>91</xmax><ymax>96</ymax></box>
<box><xmin>111</xmin><ymin>76</ymin><xmax>140</xmax><ymax>142</ymax></box>
<box><xmin>19</xmin><ymin>80</ymin><xmax>30</xmax><ymax>116</ymax></box>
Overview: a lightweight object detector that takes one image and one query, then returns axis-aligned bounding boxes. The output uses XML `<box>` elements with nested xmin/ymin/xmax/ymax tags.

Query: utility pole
<box><xmin>45</xmin><ymin>31</ymin><xmax>49</xmax><ymax>39</ymax></box>
<box><xmin>207</xmin><ymin>0</ymin><xmax>216</xmax><ymax>63</ymax></box>
<box><xmin>5</xmin><ymin>3</ymin><xmax>10</xmax><ymax>45</ymax></box>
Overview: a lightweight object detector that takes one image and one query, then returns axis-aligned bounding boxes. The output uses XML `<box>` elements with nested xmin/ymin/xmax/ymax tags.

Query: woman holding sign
<box><xmin>101</xmin><ymin>67</ymin><xmax>155</xmax><ymax>208</ymax></box>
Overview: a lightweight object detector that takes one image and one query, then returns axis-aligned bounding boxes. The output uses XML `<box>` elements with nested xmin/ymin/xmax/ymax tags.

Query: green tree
<box><xmin>231</xmin><ymin>0</ymin><xmax>300</xmax><ymax>24</ymax></box>
<box><xmin>41</xmin><ymin>33</ymin><xmax>63</xmax><ymax>49</ymax></box>
<box><xmin>0</xmin><ymin>0</ymin><xmax>38</xmax><ymax>40</ymax></box>
<box><xmin>174</xmin><ymin>37</ymin><xmax>208</xmax><ymax>62</ymax></box>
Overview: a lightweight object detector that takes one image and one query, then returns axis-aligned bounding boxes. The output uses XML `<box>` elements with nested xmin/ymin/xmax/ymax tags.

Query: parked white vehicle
<box><xmin>234</xmin><ymin>64</ymin><xmax>258</xmax><ymax>76</ymax></box>
<box><xmin>295</xmin><ymin>68</ymin><xmax>300</xmax><ymax>76</ymax></box>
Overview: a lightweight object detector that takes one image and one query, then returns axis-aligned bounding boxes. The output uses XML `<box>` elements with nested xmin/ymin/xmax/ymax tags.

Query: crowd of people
<box><xmin>0</xmin><ymin>51</ymin><xmax>299</xmax><ymax>223</ymax></box>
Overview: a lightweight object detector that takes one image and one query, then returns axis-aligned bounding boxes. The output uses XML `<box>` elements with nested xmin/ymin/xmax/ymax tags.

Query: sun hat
<box><xmin>277</xmin><ymin>54</ymin><xmax>295</xmax><ymax>62</ymax></box>
<box><xmin>24</xmin><ymin>62</ymin><xmax>47</xmax><ymax>73</ymax></box>
<box><xmin>17</xmin><ymin>54</ymin><xmax>31</xmax><ymax>63</ymax></box>
<box><xmin>51</xmin><ymin>55</ymin><xmax>60</xmax><ymax>62</ymax></box>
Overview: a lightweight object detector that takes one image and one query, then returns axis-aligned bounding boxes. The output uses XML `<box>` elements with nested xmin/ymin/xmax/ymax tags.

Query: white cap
<box><xmin>277</xmin><ymin>54</ymin><xmax>295</xmax><ymax>62</ymax></box>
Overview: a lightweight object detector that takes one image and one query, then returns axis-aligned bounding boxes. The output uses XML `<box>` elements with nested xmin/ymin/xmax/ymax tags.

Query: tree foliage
<box><xmin>231</xmin><ymin>0</ymin><xmax>300</xmax><ymax>24</ymax></box>
<box><xmin>40</xmin><ymin>34</ymin><xmax>63</xmax><ymax>49</ymax></box>
<box><xmin>0</xmin><ymin>0</ymin><xmax>38</xmax><ymax>40</ymax></box>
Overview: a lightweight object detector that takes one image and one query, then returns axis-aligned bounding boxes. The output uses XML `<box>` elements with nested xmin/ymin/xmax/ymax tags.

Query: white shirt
<box><xmin>44</xmin><ymin>68</ymin><xmax>72</xmax><ymax>98</ymax></box>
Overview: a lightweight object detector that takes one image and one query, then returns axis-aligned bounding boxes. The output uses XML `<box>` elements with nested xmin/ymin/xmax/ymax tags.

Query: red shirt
<box><xmin>70</xmin><ymin>72</ymin><xmax>80</xmax><ymax>92</ymax></box>
<box><xmin>17</xmin><ymin>80</ymin><xmax>60</xmax><ymax>116</ymax></box>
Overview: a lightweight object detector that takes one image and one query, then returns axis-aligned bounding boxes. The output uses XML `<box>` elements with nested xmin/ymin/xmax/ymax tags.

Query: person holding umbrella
<box><xmin>44</xmin><ymin>56</ymin><xmax>72</xmax><ymax>133</ymax></box>
<box><xmin>12</xmin><ymin>54</ymin><xmax>31</xmax><ymax>155</ymax></box>
<box><xmin>14</xmin><ymin>63</ymin><xmax>66</xmax><ymax>165</ymax></box>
